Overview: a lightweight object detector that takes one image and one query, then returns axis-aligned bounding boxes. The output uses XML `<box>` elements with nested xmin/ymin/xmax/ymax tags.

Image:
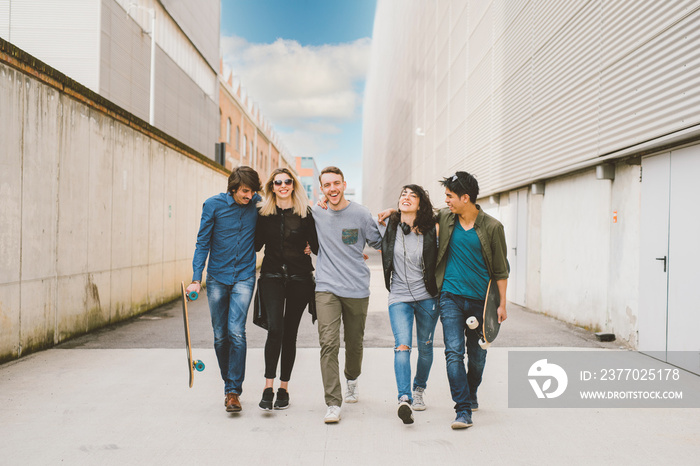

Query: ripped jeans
<box><xmin>206</xmin><ymin>275</ymin><xmax>255</xmax><ymax>395</ymax></box>
<box><xmin>388</xmin><ymin>297</ymin><xmax>439</xmax><ymax>402</ymax></box>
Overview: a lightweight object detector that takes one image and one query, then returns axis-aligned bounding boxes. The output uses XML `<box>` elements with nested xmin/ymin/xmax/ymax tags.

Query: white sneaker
<box><xmin>345</xmin><ymin>379</ymin><xmax>359</xmax><ymax>403</ymax></box>
<box><xmin>324</xmin><ymin>405</ymin><xmax>341</xmax><ymax>423</ymax></box>
<box><xmin>397</xmin><ymin>395</ymin><xmax>414</xmax><ymax>425</ymax></box>
<box><xmin>412</xmin><ymin>387</ymin><xmax>426</xmax><ymax>411</ymax></box>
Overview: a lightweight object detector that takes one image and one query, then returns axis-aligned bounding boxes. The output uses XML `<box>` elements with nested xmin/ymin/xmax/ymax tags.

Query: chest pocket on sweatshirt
<box><xmin>342</xmin><ymin>228</ymin><xmax>359</xmax><ymax>245</ymax></box>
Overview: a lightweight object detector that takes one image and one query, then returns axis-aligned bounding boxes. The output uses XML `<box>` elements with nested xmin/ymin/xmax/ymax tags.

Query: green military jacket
<box><xmin>435</xmin><ymin>206</ymin><xmax>509</xmax><ymax>291</ymax></box>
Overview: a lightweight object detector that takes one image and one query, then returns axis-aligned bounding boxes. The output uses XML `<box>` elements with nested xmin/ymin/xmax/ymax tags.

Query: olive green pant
<box><xmin>315</xmin><ymin>292</ymin><xmax>369</xmax><ymax>407</ymax></box>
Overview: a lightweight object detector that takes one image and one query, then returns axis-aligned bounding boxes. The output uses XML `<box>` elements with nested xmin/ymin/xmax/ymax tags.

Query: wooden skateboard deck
<box><xmin>480</xmin><ymin>279</ymin><xmax>501</xmax><ymax>348</ymax></box>
<box><xmin>181</xmin><ymin>281</ymin><xmax>205</xmax><ymax>387</ymax></box>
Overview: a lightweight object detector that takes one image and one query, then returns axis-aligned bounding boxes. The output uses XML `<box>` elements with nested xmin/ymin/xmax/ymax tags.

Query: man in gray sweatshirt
<box><xmin>312</xmin><ymin>166</ymin><xmax>382</xmax><ymax>423</ymax></box>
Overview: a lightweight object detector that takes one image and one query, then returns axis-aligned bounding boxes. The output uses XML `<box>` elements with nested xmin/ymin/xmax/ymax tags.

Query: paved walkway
<box><xmin>1</xmin><ymin>250</ymin><xmax>698</xmax><ymax>465</ymax></box>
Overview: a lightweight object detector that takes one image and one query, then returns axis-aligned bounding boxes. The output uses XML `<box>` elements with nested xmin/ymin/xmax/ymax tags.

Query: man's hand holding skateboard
<box><xmin>186</xmin><ymin>280</ymin><xmax>201</xmax><ymax>297</ymax></box>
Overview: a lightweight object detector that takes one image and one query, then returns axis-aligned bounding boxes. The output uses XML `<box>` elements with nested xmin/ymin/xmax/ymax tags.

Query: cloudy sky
<box><xmin>220</xmin><ymin>0</ymin><xmax>377</xmax><ymax>201</ymax></box>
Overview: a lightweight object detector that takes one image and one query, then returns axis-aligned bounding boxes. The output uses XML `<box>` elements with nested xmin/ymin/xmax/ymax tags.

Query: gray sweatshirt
<box><xmin>312</xmin><ymin>202</ymin><xmax>382</xmax><ymax>298</ymax></box>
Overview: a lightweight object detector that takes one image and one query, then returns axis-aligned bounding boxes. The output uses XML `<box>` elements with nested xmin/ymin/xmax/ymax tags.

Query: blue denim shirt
<box><xmin>192</xmin><ymin>192</ymin><xmax>261</xmax><ymax>284</ymax></box>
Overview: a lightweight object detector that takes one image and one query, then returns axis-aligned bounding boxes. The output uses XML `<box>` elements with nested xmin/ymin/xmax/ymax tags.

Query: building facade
<box><xmin>0</xmin><ymin>0</ymin><xmax>219</xmax><ymax>158</ymax></box>
<box><xmin>363</xmin><ymin>0</ymin><xmax>700</xmax><ymax>374</ymax></box>
<box><xmin>218</xmin><ymin>64</ymin><xmax>293</xmax><ymax>181</ymax></box>
<box><xmin>295</xmin><ymin>156</ymin><xmax>321</xmax><ymax>204</ymax></box>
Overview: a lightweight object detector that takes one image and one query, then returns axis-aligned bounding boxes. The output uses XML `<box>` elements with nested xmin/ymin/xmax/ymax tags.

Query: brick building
<box><xmin>218</xmin><ymin>61</ymin><xmax>292</xmax><ymax>181</ymax></box>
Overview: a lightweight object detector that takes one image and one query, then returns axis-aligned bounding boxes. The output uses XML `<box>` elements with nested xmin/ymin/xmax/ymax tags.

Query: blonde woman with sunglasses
<box><xmin>254</xmin><ymin>168</ymin><xmax>319</xmax><ymax>411</ymax></box>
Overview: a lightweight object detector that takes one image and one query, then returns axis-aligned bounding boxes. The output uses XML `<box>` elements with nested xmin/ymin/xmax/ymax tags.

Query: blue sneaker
<box><xmin>470</xmin><ymin>397</ymin><xmax>479</xmax><ymax>412</ymax></box>
<box><xmin>451</xmin><ymin>412</ymin><xmax>473</xmax><ymax>429</ymax></box>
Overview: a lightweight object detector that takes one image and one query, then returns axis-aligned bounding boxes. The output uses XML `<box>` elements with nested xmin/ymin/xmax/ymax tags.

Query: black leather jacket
<box><xmin>380</xmin><ymin>219</ymin><xmax>438</xmax><ymax>297</ymax></box>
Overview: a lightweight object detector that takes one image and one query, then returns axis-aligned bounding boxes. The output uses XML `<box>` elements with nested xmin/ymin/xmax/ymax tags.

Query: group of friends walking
<box><xmin>186</xmin><ymin>165</ymin><xmax>508</xmax><ymax>429</ymax></box>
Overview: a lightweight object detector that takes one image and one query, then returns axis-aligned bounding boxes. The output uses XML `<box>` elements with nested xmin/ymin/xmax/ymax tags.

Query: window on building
<box><xmin>304</xmin><ymin>183</ymin><xmax>313</xmax><ymax>201</ymax></box>
<box><xmin>226</xmin><ymin>118</ymin><xmax>231</xmax><ymax>144</ymax></box>
<box><xmin>301</xmin><ymin>157</ymin><xmax>315</xmax><ymax>169</ymax></box>
<box><xmin>236</xmin><ymin>127</ymin><xmax>240</xmax><ymax>152</ymax></box>
<box><xmin>244</xmin><ymin>135</ymin><xmax>248</xmax><ymax>158</ymax></box>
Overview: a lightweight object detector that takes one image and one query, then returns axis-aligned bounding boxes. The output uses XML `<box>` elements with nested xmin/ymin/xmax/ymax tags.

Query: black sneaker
<box><xmin>259</xmin><ymin>387</ymin><xmax>274</xmax><ymax>411</ymax></box>
<box><xmin>397</xmin><ymin>395</ymin><xmax>414</xmax><ymax>424</ymax></box>
<box><xmin>274</xmin><ymin>388</ymin><xmax>290</xmax><ymax>410</ymax></box>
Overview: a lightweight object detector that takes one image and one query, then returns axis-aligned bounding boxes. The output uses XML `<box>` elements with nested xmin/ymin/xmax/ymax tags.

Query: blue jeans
<box><xmin>388</xmin><ymin>298</ymin><xmax>439</xmax><ymax>402</ymax></box>
<box><xmin>439</xmin><ymin>291</ymin><xmax>487</xmax><ymax>414</ymax></box>
<box><xmin>206</xmin><ymin>275</ymin><xmax>255</xmax><ymax>395</ymax></box>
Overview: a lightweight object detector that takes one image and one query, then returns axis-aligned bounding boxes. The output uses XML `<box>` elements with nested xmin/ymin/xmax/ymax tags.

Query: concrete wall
<box><xmin>484</xmin><ymin>161</ymin><xmax>642</xmax><ymax>346</ymax></box>
<box><xmin>0</xmin><ymin>41</ymin><xmax>226</xmax><ymax>363</ymax></box>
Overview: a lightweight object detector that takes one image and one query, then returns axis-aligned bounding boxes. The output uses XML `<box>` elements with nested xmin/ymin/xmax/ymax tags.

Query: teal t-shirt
<box><xmin>442</xmin><ymin>221</ymin><xmax>490</xmax><ymax>300</ymax></box>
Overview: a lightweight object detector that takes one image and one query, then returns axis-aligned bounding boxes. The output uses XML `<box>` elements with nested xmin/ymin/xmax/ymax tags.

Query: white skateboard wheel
<box><xmin>479</xmin><ymin>338</ymin><xmax>490</xmax><ymax>349</ymax></box>
<box><xmin>466</xmin><ymin>316</ymin><xmax>478</xmax><ymax>330</ymax></box>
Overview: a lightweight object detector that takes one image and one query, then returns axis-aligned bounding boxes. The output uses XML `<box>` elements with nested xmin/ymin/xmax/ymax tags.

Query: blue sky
<box><xmin>220</xmin><ymin>0</ymin><xmax>377</xmax><ymax>201</ymax></box>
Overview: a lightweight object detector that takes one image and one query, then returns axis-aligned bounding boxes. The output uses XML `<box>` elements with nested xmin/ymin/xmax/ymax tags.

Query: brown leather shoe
<box><xmin>225</xmin><ymin>393</ymin><xmax>242</xmax><ymax>413</ymax></box>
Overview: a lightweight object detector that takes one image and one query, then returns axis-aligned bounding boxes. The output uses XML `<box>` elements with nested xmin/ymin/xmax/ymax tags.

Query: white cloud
<box><xmin>278</xmin><ymin>128</ymin><xmax>339</xmax><ymax>159</ymax></box>
<box><xmin>221</xmin><ymin>35</ymin><xmax>371</xmax><ymax>126</ymax></box>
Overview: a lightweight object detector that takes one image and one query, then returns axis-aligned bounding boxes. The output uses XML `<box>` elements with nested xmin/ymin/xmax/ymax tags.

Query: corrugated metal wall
<box><xmin>0</xmin><ymin>2</ymin><xmax>9</xmax><ymax>38</ymax></box>
<box><xmin>363</xmin><ymin>0</ymin><xmax>700</xmax><ymax>211</ymax></box>
<box><xmin>0</xmin><ymin>0</ymin><xmax>101</xmax><ymax>91</ymax></box>
<box><xmin>160</xmin><ymin>0</ymin><xmax>220</xmax><ymax>71</ymax></box>
<box><xmin>113</xmin><ymin>0</ymin><xmax>217</xmax><ymax>99</ymax></box>
<box><xmin>102</xmin><ymin>0</ymin><xmax>218</xmax><ymax>157</ymax></box>
<box><xmin>154</xmin><ymin>46</ymin><xmax>218</xmax><ymax>158</ymax></box>
<box><xmin>100</xmin><ymin>0</ymin><xmax>151</xmax><ymax>121</ymax></box>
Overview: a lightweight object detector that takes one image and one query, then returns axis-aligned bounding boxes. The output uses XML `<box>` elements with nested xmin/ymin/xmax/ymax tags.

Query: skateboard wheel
<box><xmin>194</xmin><ymin>360</ymin><xmax>205</xmax><ymax>372</ymax></box>
<box><xmin>187</xmin><ymin>291</ymin><xmax>198</xmax><ymax>301</ymax></box>
<box><xmin>479</xmin><ymin>338</ymin><xmax>490</xmax><ymax>349</ymax></box>
<box><xmin>466</xmin><ymin>316</ymin><xmax>478</xmax><ymax>330</ymax></box>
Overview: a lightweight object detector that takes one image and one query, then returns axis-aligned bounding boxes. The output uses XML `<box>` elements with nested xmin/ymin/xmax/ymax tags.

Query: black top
<box><xmin>255</xmin><ymin>206</ymin><xmax>319</xmax><ymax>275</ymax></box>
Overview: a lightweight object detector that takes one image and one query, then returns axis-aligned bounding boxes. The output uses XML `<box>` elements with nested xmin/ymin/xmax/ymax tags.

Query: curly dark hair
<box><xmin>389</xmin><ymin>184</ymin><xmax>436</xmax><ymax>235</ymax></box>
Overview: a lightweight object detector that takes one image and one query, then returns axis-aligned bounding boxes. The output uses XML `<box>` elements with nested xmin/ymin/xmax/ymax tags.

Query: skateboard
<box><xmin>181</xmin><ymin>281</ymin><xmax>205</xmax><ymax>388</ymax></box>
<box><xmin>466</xmin><ymin>279</ymin><xmax>501</xmax><ymax>349</ymax></box>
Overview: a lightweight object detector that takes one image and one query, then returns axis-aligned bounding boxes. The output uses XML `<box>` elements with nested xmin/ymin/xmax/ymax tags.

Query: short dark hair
<box><xmin>228</xmin><ymin>166</ymin><xmax>261</xmax><ymax>193</ymax></box>
<box><xmin>319</xmin><ymin>166</ymin><xmax>344</xmax><ymax>184</ymax></box>
<box><xmin>440</xmin><ymin>171</ymin><xmax>479</xmax><ymax>203</ymax></box>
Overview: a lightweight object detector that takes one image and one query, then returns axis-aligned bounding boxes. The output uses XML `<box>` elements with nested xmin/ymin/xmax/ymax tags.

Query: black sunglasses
<box><xmin>273</xmin><ymin>178</ymin><xmax>293</xmax><ymax>186</ymax></box>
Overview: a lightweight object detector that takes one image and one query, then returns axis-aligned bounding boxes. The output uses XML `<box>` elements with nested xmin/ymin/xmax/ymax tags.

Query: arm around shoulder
<box><xmin>306</xmin><ymin>208</ymin><xmax>320</xmax><ymax>255</ymax></box>
<box><xmin>365</xmin><ymin>210</ymin><xmax>383</xmax><ymax>250</ymax></box>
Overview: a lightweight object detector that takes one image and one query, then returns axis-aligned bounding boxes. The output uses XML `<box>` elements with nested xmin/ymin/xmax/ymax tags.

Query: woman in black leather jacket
<box><xmin>254</xmin><ymin>168</ymin><xmax>318</xmax><ymax>411</ymax></box>
<box><xmin>379</xmin><ymin>184</ymin><xmax>439</xmax><ymax>424</ymax></box>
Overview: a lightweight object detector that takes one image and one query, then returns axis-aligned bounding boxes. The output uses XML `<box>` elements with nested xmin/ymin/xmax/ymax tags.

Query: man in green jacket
<box><xmin>436</xmin><ymin>171</ymin><xmax>508</xmax><ymax>430</ymax></box>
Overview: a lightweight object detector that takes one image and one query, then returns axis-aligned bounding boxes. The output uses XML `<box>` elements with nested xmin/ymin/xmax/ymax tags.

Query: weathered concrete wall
<box><xmin>481</xmin><ymin>159</ymin><xmax>641</xmax><ymax>346</ymax></box>
<box><xmin>492</xmin><ymin>162</ymin><xmax>641</xmax><ymax>345</ymax></box>
<box><xmin>539</xmin><ymin>169</ymin><xmax>614</xmax><ymax>331</ymax></box>
<box><xmin>0</xmin><ymin>40</ymin><xmax>226</xmax><ymax>363</ymax></box>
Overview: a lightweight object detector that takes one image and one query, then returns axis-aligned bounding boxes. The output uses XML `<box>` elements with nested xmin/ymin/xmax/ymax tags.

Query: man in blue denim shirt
<box><xmin>186</xmin><ymin>166</ymin><xmax>262</xmax><ymax>413</ymax></box>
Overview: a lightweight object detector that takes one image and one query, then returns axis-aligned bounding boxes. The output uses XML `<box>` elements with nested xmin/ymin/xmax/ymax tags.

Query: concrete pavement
<box><xmin>1</xmin><ymin>250</ymin><xmax>698</xmax><ymax>465</ymax></box>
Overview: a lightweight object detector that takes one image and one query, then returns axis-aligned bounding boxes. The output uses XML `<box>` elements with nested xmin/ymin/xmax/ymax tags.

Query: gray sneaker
<box><xmin>345</xmin><ymin>379</ymin><xmax>359</xmax><ymax>403</ymax></box>
<box><xmin>412</xmin><ymin>387</ymin><xmax>426</xmax><ymax>411</ymax></box>
<box><xmin>397</xmin><ymin>395</ymin><xmax>414</xmax><ymax>424</ymax></box>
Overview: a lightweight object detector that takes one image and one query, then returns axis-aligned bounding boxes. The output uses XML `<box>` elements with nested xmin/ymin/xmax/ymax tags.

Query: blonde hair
<box><xmin>257</xmin><ymin>168</ymin><xmax>310</xmax><ymax>217</ymax></box>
